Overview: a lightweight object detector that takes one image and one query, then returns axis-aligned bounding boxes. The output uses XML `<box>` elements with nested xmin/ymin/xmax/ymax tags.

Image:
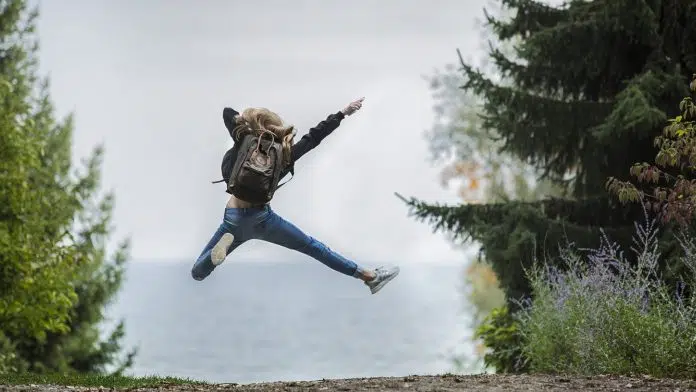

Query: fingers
<box><xmin>342</xmin><ymin>97</ymin><xmax>364</xmax><ymax>116</ymax></box>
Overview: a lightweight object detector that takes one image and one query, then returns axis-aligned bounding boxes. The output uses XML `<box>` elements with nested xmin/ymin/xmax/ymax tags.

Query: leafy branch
<box><xmin>606</xmin><ymin>75</ymin><xmax>696</xmax><ymax>226</ymax></box>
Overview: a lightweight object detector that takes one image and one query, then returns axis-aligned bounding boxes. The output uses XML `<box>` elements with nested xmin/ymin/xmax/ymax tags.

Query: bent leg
<box><xmin>259</xmin><ymin>212</ymin><xmax>366</xmax><ymax>278</ymax></box>
<box><xmin>191</xmin><ymin>224</ymin><xmax>244</xmax><ymax>281</ymax></box>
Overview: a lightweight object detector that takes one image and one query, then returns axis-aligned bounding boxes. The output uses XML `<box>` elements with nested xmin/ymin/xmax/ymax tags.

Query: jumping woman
<box><xmin>191</xmin><ymin>97</ymin><xmax>400</xmax><ymax>294</ymax></box>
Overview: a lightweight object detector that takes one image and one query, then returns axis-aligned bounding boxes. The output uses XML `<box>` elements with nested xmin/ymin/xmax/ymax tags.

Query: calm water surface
<box><xmin>107</xmin><ymin>261</ymin><xmax>471</xmax><ymax>383</ymax></box>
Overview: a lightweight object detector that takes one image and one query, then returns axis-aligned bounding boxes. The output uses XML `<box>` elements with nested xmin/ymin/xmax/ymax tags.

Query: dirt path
<box><xmin>4</xmin><ymin>374</ymin><xmax>696</xmax><ymax>392</ymax></box>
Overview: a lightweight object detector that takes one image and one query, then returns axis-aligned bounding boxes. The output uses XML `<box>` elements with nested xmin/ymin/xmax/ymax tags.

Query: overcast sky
<box><xmin>33</xmin><ymin>0</ymin><xmax>492</xmax><ymax>265</ymax></box>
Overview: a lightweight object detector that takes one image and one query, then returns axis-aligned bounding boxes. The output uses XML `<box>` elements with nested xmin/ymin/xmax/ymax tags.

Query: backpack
<box><xmin>213</xmin><ymin>131</ymin><xmax>293</xmax><ymax>204</ymax></box>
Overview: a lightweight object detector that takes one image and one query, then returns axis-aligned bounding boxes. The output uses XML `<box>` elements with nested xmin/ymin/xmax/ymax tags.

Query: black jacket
<box><xmin>222</xmin><ymin>107</ymin><xmax>345</xmax><ymax>181</ymax></box>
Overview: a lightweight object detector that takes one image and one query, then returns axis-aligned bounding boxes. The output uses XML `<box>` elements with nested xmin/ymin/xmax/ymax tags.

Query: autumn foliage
<box><xmin>607</xmin><ymin>76</ymin><xmax>696</xmax><ymax>225</ymax></box>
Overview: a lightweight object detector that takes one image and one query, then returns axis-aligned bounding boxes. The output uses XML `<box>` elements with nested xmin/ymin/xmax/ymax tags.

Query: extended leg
<box><xmin>259</xmin><ymin>211</ymin><xmax>379</xmax><ymax>279</ymax></box>
<box><xmin>258</xmin><ymin>212</ymin><xmax>399</xmax><ymax>293</ymax></box>
<box><xmin>191</xmin><ymin>224</ymin><xmax>244</xmax><ymax>281</ymax></box>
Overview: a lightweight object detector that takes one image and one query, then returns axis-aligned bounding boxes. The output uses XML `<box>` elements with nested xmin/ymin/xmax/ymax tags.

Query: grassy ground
<box><xmin>0</xmin><ymin>373</ymin><xmax>206</xmax><ymax>388</ymax></box>
<box><xmin>2</xmin><ymin>374</ymin><xmax>696</xmax><ymax>391</ymax></box>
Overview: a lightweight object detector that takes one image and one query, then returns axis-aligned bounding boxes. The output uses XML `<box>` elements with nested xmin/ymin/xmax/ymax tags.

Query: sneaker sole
<box><xmin>370</xmin><ymin>267</ymin><xmax>400</xmax><ymax>294</ymax></box>
<box><xmin>211</xmin><ymin>233</ymin><xmax>234</xmax><ymax>266</ymax></box>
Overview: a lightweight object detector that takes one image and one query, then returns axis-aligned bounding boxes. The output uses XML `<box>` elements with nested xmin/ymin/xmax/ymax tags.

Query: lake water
<box><xmin>107</xmin><ymin>261</ymin><xmax>471</xmax><ymax>384</ymax></box>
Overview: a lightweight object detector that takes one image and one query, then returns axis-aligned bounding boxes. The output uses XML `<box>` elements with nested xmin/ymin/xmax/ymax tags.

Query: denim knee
<box><xmin>191</xmin><ymin>269</ymin><xmax>205</xmax><ymax>281</ymax></box>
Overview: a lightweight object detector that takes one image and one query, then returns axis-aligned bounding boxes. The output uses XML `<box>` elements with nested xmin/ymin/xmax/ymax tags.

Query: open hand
<box><xmin>341</xmin><ymin>97</ymin><xmax>364</xmax><ymax>116</ymax></box>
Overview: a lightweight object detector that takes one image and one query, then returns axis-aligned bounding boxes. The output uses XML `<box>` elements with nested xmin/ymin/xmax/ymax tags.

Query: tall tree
<box><xmin>402</xmin><ymin>0</ymin><xmax>696</xmax><ymax>304</ymax></box>
<box><xmin>424</xmin><ymin>25</ymin><xmax>564</xmax><ymax>370</ymax></box>
<box><xmin>0</xmin><ymin>0</ymin><xmax>133</xmax><ymax>373</ymax></box>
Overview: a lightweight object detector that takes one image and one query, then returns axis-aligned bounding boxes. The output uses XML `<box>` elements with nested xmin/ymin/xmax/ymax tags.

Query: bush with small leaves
<box><xmin>607</xmin><ymin>75</ymin><xmax>696</xmax><ymax>225</ymax></box>
<box><xmin>518</xmin><ymin>207</ymin><xmax>696</xmax><ymax>378</ymax></box>
<box><xmin>474</xmin><ymin>305</ymin><xmax>529</xmax><ymax>373</ymax></box>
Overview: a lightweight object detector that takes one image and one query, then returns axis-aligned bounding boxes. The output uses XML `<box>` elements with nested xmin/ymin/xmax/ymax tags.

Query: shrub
<box><xmin>465</xmin><ymin>258</ymin><xmax>507</xmax><ymax>326</ymax></box>
<box><xmin>518</xmin><ymin>208</ymin><xmax>696</xmax><ymax>378</ymax></box>
<box><xmin>0</xmin><ymin>331</ymin><xmax>24</xmax><ymax>375</ymax></box>
<box><xmin>474</xmin><ymin>305</ymin><xmax>528</xmax><ymax>373</ymax></box>
<box><xmin>607</xmin><ymin>75</ymin><xmax>696</xmax><ymax>226</ymax></box>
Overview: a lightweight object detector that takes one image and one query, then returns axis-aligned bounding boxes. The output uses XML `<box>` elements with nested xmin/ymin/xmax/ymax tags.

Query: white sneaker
<box><xmin>365</xmin><ymin>266</ymin><xmax>400</xmax><ymax>294</ymax></box>
<box><xmin>211</xmin><ymin>233</ymin><xmax>234</xmax><ymax>266</ymax></box>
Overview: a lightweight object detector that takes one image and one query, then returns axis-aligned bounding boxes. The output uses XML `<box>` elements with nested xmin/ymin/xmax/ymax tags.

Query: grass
<box><xmin>0</xmin><ymin>372</ymin><xmax>207</xmax><ymax>388</ymax></box>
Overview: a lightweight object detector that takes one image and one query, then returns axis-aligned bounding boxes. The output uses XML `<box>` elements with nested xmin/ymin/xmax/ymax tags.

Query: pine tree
<box><xmin>401</xmin><ymin>0</ymin><xmax>696</xmax><ymax>304</ymax></box>
<box><xmin>0</xmin><ymin>0</ymin><xmax>134</xmax><ymax>373</ymax></box>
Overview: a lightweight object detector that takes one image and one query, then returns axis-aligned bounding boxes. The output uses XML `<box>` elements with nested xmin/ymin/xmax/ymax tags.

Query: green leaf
<box><xmin>0</xmin><ymin>1</ymin><xmax>132</xmax><ymax>374</ymax></box>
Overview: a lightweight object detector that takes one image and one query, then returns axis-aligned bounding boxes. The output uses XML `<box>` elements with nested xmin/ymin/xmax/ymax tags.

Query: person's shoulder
<box><xmin>223</xmin><ymin>108</ymin><xmax>241</xmax><ymax>134</ymax></box>
<box><xmin>223</xmin><ymin>107</ymin><xmax>240</xmax><ymax>116</ymax></box>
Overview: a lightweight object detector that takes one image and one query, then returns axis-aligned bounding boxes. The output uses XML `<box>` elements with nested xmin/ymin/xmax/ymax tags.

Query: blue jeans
<box><xmin>191</xmin><ymin>205</ymin><xmax>364</xmax><ymax>281</ymax></box>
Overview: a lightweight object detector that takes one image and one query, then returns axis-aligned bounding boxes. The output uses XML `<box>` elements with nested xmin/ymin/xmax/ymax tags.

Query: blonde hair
<box><xmin>233</xmin><ymin>108</ymin><xmax>296</xmax><ymax>168</ymax></box>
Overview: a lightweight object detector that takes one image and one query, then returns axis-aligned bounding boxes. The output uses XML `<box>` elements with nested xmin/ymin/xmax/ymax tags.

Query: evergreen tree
<box><xmin>401</xmin><ymin>0</ymin><xmax>696</xmax><ymax>304</ymax></box>
<box><xmin>0</xmin><ymin>0</ymin><xmax>134</xmax><ymax>373</ymax></box>
<box><xmin>425</xmin><ymin>52</ymin><xmax>563</xmax><ymax>372</ymax></box>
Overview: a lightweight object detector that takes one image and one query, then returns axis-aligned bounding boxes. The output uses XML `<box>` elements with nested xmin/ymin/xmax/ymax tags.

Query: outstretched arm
<box><xmin>291</xmin><ymin>97</ymin><xmax>364</xmax><ymax>162</ymax></box>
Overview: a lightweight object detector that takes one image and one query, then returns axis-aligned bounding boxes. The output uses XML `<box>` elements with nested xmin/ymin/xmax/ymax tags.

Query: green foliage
<box><xmin>397</xmin><ymin>192</ymin><xmax>647</xmax><ymax>303</ymax></box>
<box><xmin>474</xmin><ymin>306</ymin><xmax>528</xmax><ymax>374</ymax></box>
<box><xmin>0</xmin><ymin>0</ymin><xmax>133</xmax><ymax>374</ymax></box>
<box><xmin>426</xmin><ymin>63</ymin><xmax>564</xmax><ymax>205</ymax></box>
<box><xmin>0</xmin><ymin>373</ymin><xmax>206</xmax><ymax>388</ymax></box>
<box><xmin>464</xmin><ymin>257</ymin><xmax>506</xmax><ymax>325</ymax></box>
<box><xmin>0</xmin><ymin>332</ymin><xmax>21</xmax><ymax>375</ymax></box>
<box><xmin>404</xmin><ymin>0</ymin><xmax>696</xmax><ymax>307</ymax></box>
<box><xmin>424</xmin><ymin>10</ymin><xmax>564</xmax><ymax>372</ymax></box>
<box><xmin>450</xmin><ymin>257</ymin><xmax>507</xmax><ymax>373</ymax></box>
<box><xmin>424</xmin><ymin>15</ymin><xmax>563</xmax><ymax>205</ymax></box>
<box><xmin>608</xmin><ymin>75</ymin><xmax>696</xmax><ymax>226</ymax></box>
<box><xmin>0</xmin><ymin>0</ymin><xmax>79</xmax><ymax>348</ymax></box>
<box><xmin>518</xmin><ymin>215</ymin><xmax>696</xmax><ymax>378</ymax></box>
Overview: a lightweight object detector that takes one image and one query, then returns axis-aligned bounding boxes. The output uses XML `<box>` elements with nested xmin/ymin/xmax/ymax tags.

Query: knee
<box><xmin>191</xmin><ymin>267</ymin><xmax>207</xmax><ymax>281</ymax></box>
<box><xmin>191</xmin><ymin>269</ymin><xmax>205</xmax><ymax>281</ymax></box>
<box><xmin>191</xmin><ymin>260</ymin><xmax>210</xmax><ymax>281</ymax></box>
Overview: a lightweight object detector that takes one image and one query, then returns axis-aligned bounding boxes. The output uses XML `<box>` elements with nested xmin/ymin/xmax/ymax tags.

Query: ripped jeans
<box><xmin>191</xmin><ymin>205</ymin><xmax>366</xmax><ymax>281</ymax></box>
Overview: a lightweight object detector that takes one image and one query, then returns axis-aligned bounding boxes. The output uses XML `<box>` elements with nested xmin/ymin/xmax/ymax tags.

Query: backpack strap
<box><xmin>276</xmin><ymin>164</ymin><xmax>294</xmax><ymax>189</ymax></box>
<box><xmin>212</xmin><ymin>133</ymin><xmax>253</xmax><ymax>185</ymax></box>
